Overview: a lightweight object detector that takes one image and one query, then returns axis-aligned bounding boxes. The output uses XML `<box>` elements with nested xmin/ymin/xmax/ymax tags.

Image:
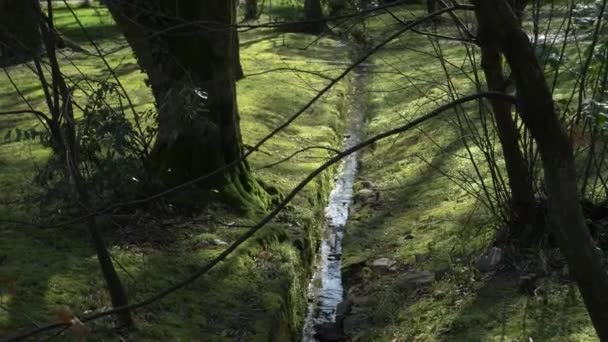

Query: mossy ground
<box><xmin>340</xmin><ymin>5</ymin><xmax>598</xmax><ymax>342</ymax></box>
<box><xmin>0</xmin><ymin>4</ymin><xmax>352</xmax><ymax>341</ymax></box>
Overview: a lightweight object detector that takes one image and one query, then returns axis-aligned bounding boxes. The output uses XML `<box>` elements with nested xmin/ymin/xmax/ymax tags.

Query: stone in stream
<box><xmin>314</xmin><ymin>322</ymin><xmax>348</xmax><ymax>342</ymax></box>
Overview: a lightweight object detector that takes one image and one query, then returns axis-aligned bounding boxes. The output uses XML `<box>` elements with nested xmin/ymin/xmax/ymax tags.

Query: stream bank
<box><xmin>301</xmin><ymin>50</ymin><xmax>370</xmax><ymax>342</ymax></box>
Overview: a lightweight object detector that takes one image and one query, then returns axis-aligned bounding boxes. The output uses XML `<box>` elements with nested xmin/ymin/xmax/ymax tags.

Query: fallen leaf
<box><xmin>70</xmin><ymin>317</ymin><xmax>90</xmax><ymax>342</ymax></box>
<box><xmin>57</xmin><ymin>306</ymin><xmax>74</xmax><ymax>324</ymax></box>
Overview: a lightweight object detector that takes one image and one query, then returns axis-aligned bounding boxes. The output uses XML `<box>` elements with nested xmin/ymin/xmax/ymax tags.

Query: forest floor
<box><xmin>0</xmin><ymin>3</ymin><xmax>602</xmax><ymax>342</ymax></box>
<box><xmin>0</xmin><ymin>5</ymin><xmax>353</xmax><ymax>341</ymax></box>
<box><xmin>338</xmin><ymin>6</ymin><xmax>598</xmax><ymax>342</ymax></box>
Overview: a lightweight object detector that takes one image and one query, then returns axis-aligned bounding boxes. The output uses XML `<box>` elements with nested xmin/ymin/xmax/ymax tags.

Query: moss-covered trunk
<box><xmin>0</xmin><ymin>0</ymin><xmax>41</xmax><ymax>67</ymax></box>
<box><xmin>107</xmin><ymin>0</ymin><xmax>266</xmax><ymax>209</ymax></box>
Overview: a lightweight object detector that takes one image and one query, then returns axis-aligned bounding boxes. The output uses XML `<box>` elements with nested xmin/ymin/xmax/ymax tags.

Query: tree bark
<box><xmin>36</xmin><ymin>2</ymin><xmax>133</xmax><ymax>327</ymax></box>
<box><xmin>477</xmin><ymin>9</ymin><xmax>538</xmax><ymax>242</ymax></box>
<box><xmin>244</xmin><ymin>0</ymin><xmax>258</xmax><ymax>20</ymax></box>
<box><xmin>427</xmin><ymin>0</ymin><xmax>437</xmax><ymax>14</ymax></box>
<box><xmin>106</xmin><ymin>0</ymin><xmax>267</xmax><ymax>209</ymax></box>
<box><xmin>303</xmin><ymin>0</ymin><xmax>325</xmax><ymax>34</ymax></box>
<box><xmin>0</xmin><ymin>0</ymin><xmax>41</xmax><ymax>67</ymax></box>
<box><xmin>474</xmin><ymin>1</ymin><xmax>608</xmax><ymax>340</ymax></box>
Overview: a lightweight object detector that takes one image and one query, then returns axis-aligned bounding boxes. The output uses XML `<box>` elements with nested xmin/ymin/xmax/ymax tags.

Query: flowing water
<box><xmin>301</xmin><ymin>64</ymin><xmax>367</xmax><ymax>342</ymax></box>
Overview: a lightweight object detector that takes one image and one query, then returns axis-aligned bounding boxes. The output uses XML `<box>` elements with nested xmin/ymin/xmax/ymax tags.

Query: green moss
<box><xmin>340</xmin><ymin>5</ymin><xmax>597</xmax><ymax>341</ymax></box>
<box><xmin>0</xmin><ymin>5</ymin><xmax>353</xmax><ymax>341</ymax></box>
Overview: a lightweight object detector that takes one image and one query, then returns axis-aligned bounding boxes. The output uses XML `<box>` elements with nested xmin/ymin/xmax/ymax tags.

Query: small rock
<box><xmin>371</xmin><ymin>257</ymin><xmax>396</xmax><ymax>268</ymax></box>
<box><xmin>474</xmin><ymin>247</ymin><xmax>503</xmax><ymax>272</ymax></box>
<box><xmin>414</xmin><ymin>253</ymin><xmax>428</xmax><ymax>263</ymax></box>
<box><xmin>359</xmin><ymin>180</ymin><xmax>377</xmax><ymax>189</ymax></box>
<box><xmin>518</xmin><ymin>274</ymin><xmax>539</xmax><ymax>295</ymax></box>
<box><xmin>435</xmin><ymin>266</ymin><xmax>452</xmax><ymax>280</ymax></box>
<box><xmin>346</xmin><ymin>291</ymin><xmax>368</xmax><ymax>306</ymax></box>
<box><xmin>335</xmin><ymin>299</ymin><xmax>352</xmax><ymax>331</ymax></box>
<box><xmin>397</xmin><ymin>271</ymin><xmax>435</xmax><ymax>290</ymax></box>
<box><xmin>560</xmin><ymin>265</ymin><xmax>570</xmax><ymax>278</ymax></box>
<box><xmin>336</xmin><ymin>299</ymin><xmax>352</xmax><ymax>318</ymax></box>
<box><xmin>211</xmin><ymin>238</ymin><xmax>229</xmax><ymax>246</ymax></box>
<box><xmin>433</xmin><ymin>289</ymin><xmax>447</xmax><ymax>299</ymax></box>
<box><xmin>404</xmin><ymin>234</ymin><xmax>415</xmax><ymax>240</ymax></box>
<box><xmin>353</xmin><ymin>188</ymin><xmax>379</xmax><ymax>204</ymax></box>
<box><xmin>314</xmin><ymin>322</ymin><xmax>347</xmax><ymax>342</ymax></box>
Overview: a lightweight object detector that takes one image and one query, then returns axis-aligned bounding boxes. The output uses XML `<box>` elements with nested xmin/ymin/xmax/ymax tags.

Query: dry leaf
<box><xmin>70</xmin><ymin>317</ymin><xmax>91</xmax><ymax>342</ymax></box>
<box><xmin>0</xmin><ymin>275</ymin><xmax>16</xmax><ymax>297</ymax></box>
<box><xmin>569</xmin><ymin>125</ymin><xmax>588</xmax><ymax>146</ymax></box>
<box><xmin>57</xmin><ymin>306</ymin><xmax>74</xmax><ymax>324</ymax></box>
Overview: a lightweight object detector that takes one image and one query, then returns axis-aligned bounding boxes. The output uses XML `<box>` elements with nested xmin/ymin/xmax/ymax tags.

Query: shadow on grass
<box><xmin>439</xmin><ymin>272</ymin><xmax>594</xmax><ymax>341</ymax></box>
<box><xmin>53</xmin><ymin>7</ymin><xmax>121</xmax><ymax>45</ymax></box>
<box><xmin>265</xmin><ymin>4</ymin><xmax>304</xmax><ymax>22</ymax></box>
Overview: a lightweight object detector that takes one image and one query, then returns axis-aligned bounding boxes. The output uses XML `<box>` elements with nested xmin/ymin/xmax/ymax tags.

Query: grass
<box><xmin>0</xmin><ymin>5</ymin><xmax>353</xmax><ymax>341</ymax></box>
<box><xmin>1</xmin><ymin>3</ymin><xmax>602</xmax><ymax>341</ymax></box>
<box><xmin>340</xmin><ymin>5</ymin><xmax>598</xmax><ymax>342</ymax></box>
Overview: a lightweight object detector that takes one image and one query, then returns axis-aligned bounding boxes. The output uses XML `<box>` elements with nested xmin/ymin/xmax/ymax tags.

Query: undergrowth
<box><xmin>0</xmin><ymin>5</ymin><xmax>352</xmax><ymax>341</ymax></box>
<box><xmin>340</xmin><ymin>5</ymin><xmax>597</xmax><ymax>342</ymax></box>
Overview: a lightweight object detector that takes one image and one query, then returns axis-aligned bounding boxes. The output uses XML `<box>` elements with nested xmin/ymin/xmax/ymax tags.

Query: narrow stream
<box><xmin>301</xmin><ymin>64</ymin><xmax>368</xmax><ymax>342</ymax></box>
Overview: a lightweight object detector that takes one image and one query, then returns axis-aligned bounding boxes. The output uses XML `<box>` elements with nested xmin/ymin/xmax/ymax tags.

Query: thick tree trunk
<box><xmin>303</xmin><ymin>0</ymin><xmax>325</xmax><ymax>34</ymax></box>
<box><xmin>244</xmin><ymin>0</ymin><xmax>258</xmax><ymax>20</ymax></box>
<box><xmin>477</xmin><ymin>17</ymin><xmax>538</xmax><ymax>242</ymax></box>
<box><xmin>0</xmin><ymin>0</ymin><xmax>41</xmax><ymax>67</ymax></box>
<box><xmin>106</xmin><ymin>0</ymin><xmax>267</xmax><ymax>209</ymax></box>
<box><xmin>474</xmin><ymin>1</ymin><xmax>608</xmax><ymax>340</ymax></box>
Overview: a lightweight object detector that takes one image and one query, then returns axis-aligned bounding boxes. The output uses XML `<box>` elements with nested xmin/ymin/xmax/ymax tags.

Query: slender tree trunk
<box><xmin>303</xmin><ymin>0</ymin><xmax>325</xmax><ymax>34</ymax></box>
<box><xmin>328</xmin><ymin>0</ymin><xmax>346</xmax><ymax>16</ymax></box>
<box><xmin>0</xmin><ymin>0</ymin><xmax>41</xmax><ymax>67</ymax></box>
<box><xmin>474</xmin><ymin>1</ymin><xmax>608</xmax><ymax>340</ymax></box>
<box><xmin>36</xmin><ymin>1</ymin><xmax>133</xmax><ymax>326</ymax></box>
<box><xmin>477</xmin><ymin>15</ymin><xmax>538</xmax><ymax>242</ymax></box>
<box><xmin>244</xmin><ymin>0</ymin><xmax>258</xmax><ymax>20</ymax></box>
<box><xmin>106</xmin><ymin>0</ymin><xmax>267</xmax><ymax>209</ymax></box>
<box><xmin>427</xmin><ymin>0</ymin><xmax>437</xmax><ymax>14</ymax></box>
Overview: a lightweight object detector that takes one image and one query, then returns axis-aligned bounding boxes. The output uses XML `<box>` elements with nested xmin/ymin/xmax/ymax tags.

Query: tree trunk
<box><xmin>477</xmin><ymin>10</ymin><xmax>538</xmax><ymax>243</ymax></box>
<box><xmin>88</xmin><ymin>216</ymin><xmax>133</xmax><ymax>327</ymax></box>
<box><xmin>303</xmin><ymin>0</ymin><xmax>325</xmax><ymax>34</ymax></box>
<box><xmin>474</xmin><ymin>1</ymin><xmax>608</xmax><ymax>340</ymax></box>
<box><xmin>328</xmin><ymin>0</ymin><xmax>346</xmax><ymax>16</ymax></box>
<box><xmin>244</xmin><ymin>0</ymin><xmax>258</xmax><ymax>20</ymax></box>
<box><xmin>35</xmin><ymin>2</ymin><xmax>133</xmax><ymax>327</ymax></box>
<box><xmin>0</xmin><ymin>0</ymin><xmax>41</xmax><ymax>67</ymax></box>
<box><xmin>427</xmin><ymin>0</ymin><xmax>437</xmax><ymax>14</ymax></box>
<box><xmin>106</xmin><ymin>0</ymin><xmax>267</xmax><ymax>209</ymax></box>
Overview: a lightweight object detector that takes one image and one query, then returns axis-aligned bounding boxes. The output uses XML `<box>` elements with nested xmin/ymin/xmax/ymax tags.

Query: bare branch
<box><xmin>2</xmin><ymin>92</ymin><xmax>515</xmax><ymax>342</ymax></box>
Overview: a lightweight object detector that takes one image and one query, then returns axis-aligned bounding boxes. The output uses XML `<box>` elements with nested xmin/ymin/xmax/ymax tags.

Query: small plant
<box><xmin>35</xmin><ymin>83</ymin><xmax>157</xmax><ymax>208</ymax></box>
